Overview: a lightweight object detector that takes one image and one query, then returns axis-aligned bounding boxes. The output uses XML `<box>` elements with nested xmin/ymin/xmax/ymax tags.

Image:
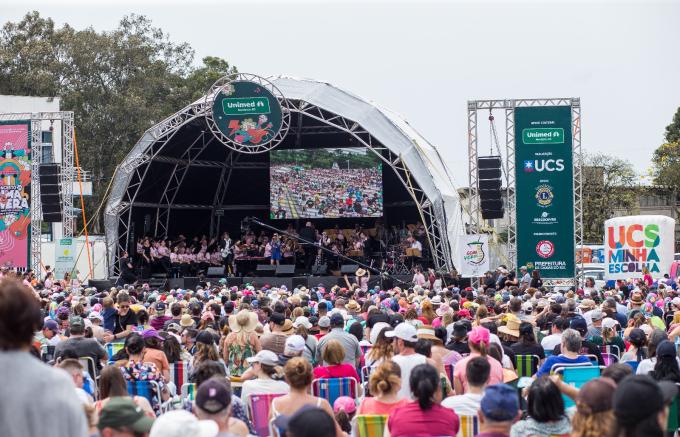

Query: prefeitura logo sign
<box><xmin>205</xmin><ymin>74</ymin><xmax>290</xmax><ymax>154</ymax></box>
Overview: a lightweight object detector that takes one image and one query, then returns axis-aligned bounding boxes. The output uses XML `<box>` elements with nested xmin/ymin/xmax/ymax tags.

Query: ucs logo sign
<box><xmin>523</xmin><ymin>159</ymin><xmax>565</xmax><ymax>172</ymax></box>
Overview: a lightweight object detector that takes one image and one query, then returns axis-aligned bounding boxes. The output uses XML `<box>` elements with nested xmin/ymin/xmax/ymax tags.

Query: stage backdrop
<box><xmin>514</xmin><ymin>106</ymin><xmax>575</xmax><ymax>279</ymax></box>
<box><xmin>605</xmin><ymin>215</ymin><xmax>675</xmax><ymax>279</ymax></box>
<box><xmin>0</xmin><ymin>121</ymin><xmax>31</xmax><ymax>269</ymax></box>
<box><xmin>459</xmin><ymin>234</ymin><xmax>490</xmax><ymax>278</ymax></box>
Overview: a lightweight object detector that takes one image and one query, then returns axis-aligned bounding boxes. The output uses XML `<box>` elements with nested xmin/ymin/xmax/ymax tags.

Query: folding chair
<box><xmin>514</xmin><ymin>355</ymin><xmax>541</xmax><ymax>378</ymax></box>
<box><xmin>127</xmin><ymin>380</ymin><xmax>161</xmax><ymax>406</ymax></box>
<box><xmin>360</xmin><ymin>366</ymin><xmax>373</xmax><ymax>384</ymax></box>
<box><xmin>105</xmin><ymin>342</ymin><xmax>125</xmax><ymax>361</ymax></box>
<box><xmin>169</xmin><ymin>361</ymin><xmax>190</xmax><ymax>389</ymax></box>
<box><xmin>181</xmin><ymin>383</ymin><xmax>197</xmax><ymax>402</ymax></box>
<box><xmin>356</xmin><ymin>415</ymin><xmax>388</xmax><ymax>437</ymax></box>
<box><xmin>553</xmin><ymin>365</ymin><xmax>601</xmax><ymax>409</ymax></box>
<box><xmin>444</xmin><ymin>363</ymin><xmax>455</xmax><ymax>384</ymax></box>
<box><xmin>269</xmin><ymin>417</ymin><xmax>282</xmax><ymax>437</ymax></box>
<box><xmin>41</xmin><ymin>345</ymin><xmax>56</xmax><ymax>363</ymax></box>
<box><xmin>247</xmin><ymin>393</ymin><xmax>286</xmax><ymax>437</ymax></box>
<box><xmin>601</xmin><ymin>344</ymin><xmax>621</xmax><ymax>358</ymax></box>
<box><xmin>312</xmin><ymin>377</ymin><xmax>358</xmax><ymax>407</ymax></box>
<box><xmin>457</xmin><ymin>415</ymin><xmax>479</xmax><ymax>437</ymax></box>
<box><xmin>79</xmin><ymin>356</ymin><xmax>98</xmax><ymax>398</ymax></box>
<box><xmin>624</xmin><ymin>361</ymin><xmax>640</xmax><ymax>372</ymax></box>
<box><xmin>360</xmin><ymin>344</ymin><xmax>373</xmax><ymax>356</ymax></box>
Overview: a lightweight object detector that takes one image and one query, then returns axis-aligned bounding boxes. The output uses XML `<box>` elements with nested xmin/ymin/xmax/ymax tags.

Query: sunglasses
<box><xmin>119</xmin><ymin>305</ymin><xmax>130</xmax><ymax>309</ymax></box>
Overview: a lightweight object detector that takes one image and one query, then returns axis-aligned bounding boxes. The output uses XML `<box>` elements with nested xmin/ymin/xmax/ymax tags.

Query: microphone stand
<box><xmin>245</xmin><ymin>217</ymin><xmax>409</xmax><ymax>287</ymax></box>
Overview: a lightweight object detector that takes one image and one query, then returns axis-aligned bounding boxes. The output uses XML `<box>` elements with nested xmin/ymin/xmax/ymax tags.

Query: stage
<box><xmin>91</xmin><ymin>274</ymin><xmax>415</xmax><ymax>292</ymax></box>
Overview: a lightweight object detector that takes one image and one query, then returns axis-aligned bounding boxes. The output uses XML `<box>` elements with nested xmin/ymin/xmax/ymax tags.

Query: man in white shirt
<box><xmin>540</xmin><ymin>316</ymin><xmax>569</xmax><ymax>351</ymax></box>
<box><xmin>386</xmin><ymin>323</ymin><xmax>427</xmax><ymax>399</ymax></box>
<box><xmin>442</xmin><ymin>356</ymin><xmax>489</xmax><ymax>415</ymax></box>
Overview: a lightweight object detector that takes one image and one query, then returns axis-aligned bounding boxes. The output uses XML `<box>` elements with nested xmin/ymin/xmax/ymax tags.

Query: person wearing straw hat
<box><xmin>344</xmin><ymin>267</ymin><xmax>370</xmax><ymax>292</ymax></box>
<box><xmin>223</xmin><ymin>311</ymin><xmax>261</xmax><ymax>377</ymax></box>
<box><xmin>498</xmin><ymin>315</ymin><xmax>521</xmax><ymax>341</ymax></box>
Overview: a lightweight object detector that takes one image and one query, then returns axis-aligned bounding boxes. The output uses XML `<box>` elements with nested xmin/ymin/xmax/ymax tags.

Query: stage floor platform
<box><xmin>93</xmin><ymin>275</ymin><xmax>413</xmax><ymax>292</ymax></box>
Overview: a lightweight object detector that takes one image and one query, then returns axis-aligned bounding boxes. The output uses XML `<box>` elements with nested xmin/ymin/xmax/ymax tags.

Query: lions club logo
<box><xmin>536</xmin><ymin>240</ymin><xmax>555</xmax><ymax>259</ymax></box>
<box><xmin>535</xmin><ymin>184</ymin><xmax>554</xmax><ymax>207</ymax></box>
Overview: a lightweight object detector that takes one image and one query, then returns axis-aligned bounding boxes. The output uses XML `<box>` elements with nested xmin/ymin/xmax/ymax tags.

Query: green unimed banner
<box><xmin>515</xmin><ymin>106</ymin><xmax>575</xmax><ymax>279</ymax></box>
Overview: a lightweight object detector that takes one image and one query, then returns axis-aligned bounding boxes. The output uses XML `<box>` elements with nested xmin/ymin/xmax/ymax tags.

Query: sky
<box><xmin>2</xmin><ymin>0</ymin><xmax>679</xmax><ymax>189</ymax></box>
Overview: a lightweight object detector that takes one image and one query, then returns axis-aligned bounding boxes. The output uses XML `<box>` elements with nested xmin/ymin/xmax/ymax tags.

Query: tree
<box><xmin>581</xmin><ymin>152</ymin><xmax>638</xmax><ymax>244</ymax></box>
<box><xmin>650</xmin><ymin>107</ymin><xmax>680</xmax><ymax>189</ymax></box>
<box><xmin>665</xmin><ymin>106</ymin><xmax>680</xmax><ymax>144</ymax></box>
<box><xmin>0</xmin><ymin>12</ymin><xmax>236</xmax><ymax>232</ymax></box>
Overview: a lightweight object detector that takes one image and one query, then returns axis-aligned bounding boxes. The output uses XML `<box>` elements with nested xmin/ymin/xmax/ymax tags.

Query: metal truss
<box><xmin>107</xmin><ymin>97</ymin><xmax>454</xmax><ymax>275</ymax></box>
<box><xmin>0</xmin><ymin>111</ymin><xmax>75</xmax><ymax>277</ymax></box>
<box><xmin>467</xmin><ymin>98</ymin><xmax>582</xmax><ymax>283</ymax></box>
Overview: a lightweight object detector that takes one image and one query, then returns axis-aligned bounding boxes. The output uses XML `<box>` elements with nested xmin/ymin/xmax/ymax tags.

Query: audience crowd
<box><xmin>2</xmin><ymin>263</ymin><xmax>680</xmax><ymax>437</ymax></box>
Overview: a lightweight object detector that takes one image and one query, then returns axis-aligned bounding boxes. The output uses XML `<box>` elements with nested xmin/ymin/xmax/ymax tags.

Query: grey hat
<box><xmin>318</xmin><ymin>316</ymin><xmax>331</xmax><ymax>328</ymax></box>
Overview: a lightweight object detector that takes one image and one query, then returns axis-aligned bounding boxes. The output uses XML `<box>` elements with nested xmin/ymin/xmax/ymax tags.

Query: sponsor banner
<box><xmin>0</xmin><ymin>122</ymin><xmax>31</xmax><ymax>269</ymax></box>
<box><xmin>604</xmin><ymin>215</ymin><xmax>675</xmax><ymax>279</ymax></box>
<box><xmin>459</xmin><ymin>234</ymin><xmax>490</xmax><ymax>278</ymax></box>
<box><xmin>211</xmin><ymin>80</ymin><xmax>283</xmax><ymax>148</ymax></box>
<box><xmin>514</xmin><ymin>106</ymin><xmax>575</xmax><ymax>279</ymax></box>
<box><xmin>54</xmin><ymin>238</ymin><xmax>77</xmax><ymax>280</ymax></box>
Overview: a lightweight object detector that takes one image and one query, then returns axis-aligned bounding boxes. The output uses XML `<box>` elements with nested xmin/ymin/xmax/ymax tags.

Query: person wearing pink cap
<box><xmin>452</xmin><ymin>326</ymin><xmax>504</xmax><ymax>394</ymax></box>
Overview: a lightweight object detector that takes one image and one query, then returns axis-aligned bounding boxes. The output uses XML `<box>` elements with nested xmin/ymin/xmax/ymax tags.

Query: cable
<box><xmin>73</xmin><ymin>129</ymin><xmax>93</xmax><ymax>279</ymax></box>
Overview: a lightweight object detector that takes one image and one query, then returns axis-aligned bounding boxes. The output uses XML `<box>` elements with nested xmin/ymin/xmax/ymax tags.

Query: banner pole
<box><xmin>73</xmin><ymin>130</ymin><xmax>93</xmax><ymax>280</ymax></box>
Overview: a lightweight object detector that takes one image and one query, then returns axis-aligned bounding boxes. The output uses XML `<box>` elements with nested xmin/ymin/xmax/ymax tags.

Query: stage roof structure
<box><xmin>105</xmin><ymin>75</ymin><xmax>464</xmax><ymax>275</ymax></box>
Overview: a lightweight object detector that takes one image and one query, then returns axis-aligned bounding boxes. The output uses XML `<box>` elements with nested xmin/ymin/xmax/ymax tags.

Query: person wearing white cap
<box><xmin>292</xmin><ymin>317</ymin><xmax>318</xmax><ymax>364</ymax></box>
<box><xmin>386</xmin><ymin>323</ymin><xmax>428</xmax><ymax>400</ymax></box>
<box><xmin>150</xmin><ymin>410</ymin><xmax>218</xmax><ymax>437</ymax></box>
<box><xmin>240</xmin><ymin>350</ymin><xmax>290</xmax><ymax>405</ymax></box>
<box><xmin>87</xmin><ymin>311</ymin><xmax>106</xmax><ymax>342</ymax></box>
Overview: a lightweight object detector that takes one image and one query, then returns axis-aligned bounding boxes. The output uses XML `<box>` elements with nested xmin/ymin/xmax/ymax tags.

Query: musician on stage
<box><xmin>298</xmin><ymin>221</ymin><xmax>317</xmax><ymax>271</ymax></box>
<box><xmin>219</xmin><ymin>232</ymin><xmax>234</xmax><ymax>276</ymax></box>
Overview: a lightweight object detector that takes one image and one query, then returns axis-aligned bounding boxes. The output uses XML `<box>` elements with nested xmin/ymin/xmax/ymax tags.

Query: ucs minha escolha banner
<box><xmin>604</xmin><ymin>215</ymin><xmax>676</xmax><ymax>279</ymax></box>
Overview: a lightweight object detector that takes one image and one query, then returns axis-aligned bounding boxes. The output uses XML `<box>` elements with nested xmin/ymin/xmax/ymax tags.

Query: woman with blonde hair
<box><xmin>473</xmin><ymin>305</ymin><xmax>488</xmax><ymax>327</ymax></box>
<box><xmin>191</xmin><ymin>331</ymin><xmax>221</xmax><ymax>370</ymax></box>
<box><xmin>420</xmin><ymin>300</ymin><xmax>437</xmax><ymax>325</ymax></box>
<box><xmin>570</xmin><ymin>378</ymin><xmax>616</xmax><ymax>437</ymax></box>
<box><xmin>357</xmin><ymin>361</ymin><xmax>410</xmax><ymax>415</ymax></box>
<box><xmin>223</xmin><ymin>310</ymin><xmax>261</xmax><ymax>377</ymax></box>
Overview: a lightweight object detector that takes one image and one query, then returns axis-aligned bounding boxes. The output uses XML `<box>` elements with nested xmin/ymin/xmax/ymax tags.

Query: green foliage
<box><xmin>0</xmin><ymin>12</ymin><xmax>236</xmax><ymax>232</ymax></box>
<box><xmin>582</xmin><ymin>152</ymin><xmax>638</xmax><ymax>244</ymax></box>
<box><xmin>665</xmin><ymin>106</ymin><xmax>680</xmax><ymax>144</ymax></box>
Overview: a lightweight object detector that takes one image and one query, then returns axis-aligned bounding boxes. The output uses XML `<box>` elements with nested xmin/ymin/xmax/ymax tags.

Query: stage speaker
<box><xmin>311</xmin><ymin>264</ymin><xmax>328</xmax><ymax>275</ymax></box>
<box><xmin>87</xmin><ymin>279</ymin><xmax>113</xmax><ymax>290</ymax></box>
<box><xmin>39</xmin><ymin>163</ymin><xmax>62</xmax><ymax>222</ymax></box>
<box><xmin>275</xmin><ymin>265</ymin><xmax>296</xmax><ymax>277</ymax></box>
<box><xmin>477</xmin><ymin>156</ymin><xmax>504</xmax><ymax>220</ymax></box>
<box><xmin>292</xmin><ymin>276</ymin><xmax>308</xmax><ymax>290</ymax></box>
<box><xmin>256</xmin><ymin>264</ymin><xmax>277</xmax><ymax>276</ymax></box>
<box><xmin>206</xmin><ymin>267</ymin><xmax>225</xmax><ymax>277</ymax></box>
<box><xmin>183</xmin><ymin>277</ymin><xmax>200</xmax><ymax>290</ymax></box>
<box><xmin>340</xmin><ymin>264</ymin><xmax>360</xmax><ymax>275</ymax></box>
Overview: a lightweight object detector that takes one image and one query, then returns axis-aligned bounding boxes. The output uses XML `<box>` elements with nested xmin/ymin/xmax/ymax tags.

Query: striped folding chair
<box><xmin>355</xmin><ymin>415</ymin><xmax>388</xmax><ymax>437</ymax></box>
<box><xmin>312</xmin><ymin>377</ymin><xmax>358</xmax><ymax>407</ymax></box>
<box><xmin>105</xmin><ymin>342</ymin><xmax>125</xmax><ymax>361</ymax></box>
<box><xmin>360</xmin><ymin>344</ymin><xmax>373</xmax><ymax>356</ymax></box>
<box><xmin>180</xmin><ymin>383</ymin><xmax>197</xmax><ymax>402</ymax></box>
<box><xmin>127</xmin><ymin>380</ymin><xmax>161</xmax><ymax>406</ymax></box>
<box><xmin>514</xmin><ymin>354</ymin><xmax>541</xmax><ymax>378</ymax></box>
<box><xmin>553</xmin><ymin>365</ymin><xmax>601</xmax><ymax>409</ymax></box>
<box><xmin>599</xmin><ymin>345</ymin><xmax>620</xmax><ymax>366</ymax></box>
<box><xmin>247</xmin><ymin>393</ymin><xmax>286</xmax><ymax>437</ymax></box>
<box><xmin>457</xmin><ymin>415</ymin><xmax>479</xmax><ymax>437</ymax></box>
<box><xmin>169</xmin><ymin>361</ymin><xmax>190</xmax><ymax>389</ymax></box>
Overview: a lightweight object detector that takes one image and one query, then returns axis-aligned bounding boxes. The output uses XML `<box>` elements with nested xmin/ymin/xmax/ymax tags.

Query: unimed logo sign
<box><xmin>522</xmin><ymin>127</ymin><xmax>564</xmax><ymax>144</ymax></box>
<box><xmin>222</xmin><ymin>97</ymin><xmax>271</xmax><ymax>115</ymax></box>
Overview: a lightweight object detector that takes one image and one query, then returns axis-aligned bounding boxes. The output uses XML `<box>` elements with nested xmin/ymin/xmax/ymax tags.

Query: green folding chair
<box><xmin>355</xmin><ymin>415</ymin><xmax>388</xmax><ymax>437</ymax></box>
<box><xmin>515</xmin><ymin>354</ymin><xmax>541</xmax><ymax>377</ymax></box>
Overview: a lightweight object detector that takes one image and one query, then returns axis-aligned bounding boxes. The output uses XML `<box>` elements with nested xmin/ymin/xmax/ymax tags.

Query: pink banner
<box><xmin>0</xmin><ymin>122</ymin><xmax>31</xmax><ymax>269</ymax></box>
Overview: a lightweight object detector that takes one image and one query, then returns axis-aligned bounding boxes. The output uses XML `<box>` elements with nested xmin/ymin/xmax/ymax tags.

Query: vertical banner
<box><xmin>55</xmin><ymin>238</ymin><xmax>77</xmax><ymax>280</ymax></box>
<box><xmin>459</xmin><ymin>234</ymin><xmax>490</xmax><ymax>277</ymax></box>
<box><xmin>604</xmin><ymin>215</ymin><xmax>675</xmax><ymax>279</ymax></box>
<box><xmin>514</xmin><ymin>106</ymin><xmax>575</xmax><ymax>279</ymax></box>
<box><xmin>0</xmin><ymin>121</ymin><xmax>31</xmax><ymax>269</ymax></box>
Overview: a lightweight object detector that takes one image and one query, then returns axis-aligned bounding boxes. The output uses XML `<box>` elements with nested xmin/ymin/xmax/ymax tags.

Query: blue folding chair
<box><xmin>312</xmin><ymin>377</ymin><xmax>358</xmax><ymax>407</ymax></box>
<box><xmin>127</xmin><ymin>380</ymin><xmax>161</xmax><ymax>406</ymax></box>
<box><xmin>105</xmin><ymin>342</ymin><xmax>125</xmax><ymax>361</ymax></box>
<box><xmin>625</xmin><ymin>360</ymin><xmax>640</xmax><ymax>372</ymax></box>
<box><xmin>553</xmin><ymin>365</ymin><xmax>601</xmax><ymax>408</ymax></box>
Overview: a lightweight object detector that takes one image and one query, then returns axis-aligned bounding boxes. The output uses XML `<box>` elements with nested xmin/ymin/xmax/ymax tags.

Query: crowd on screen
<box><xmin>121</xmin><ymin>221</ymin><xmax>429</xmax><ymax>281</ymax></box>
<box><xmin>270</xmin><ymin>165</ymin><xmax>383</xmax><ymax>219</ymax></box>
<box><xmin>4</xmin><ymin>263</ymin><xmax>680</xmax><ymax>437</ymax></box>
